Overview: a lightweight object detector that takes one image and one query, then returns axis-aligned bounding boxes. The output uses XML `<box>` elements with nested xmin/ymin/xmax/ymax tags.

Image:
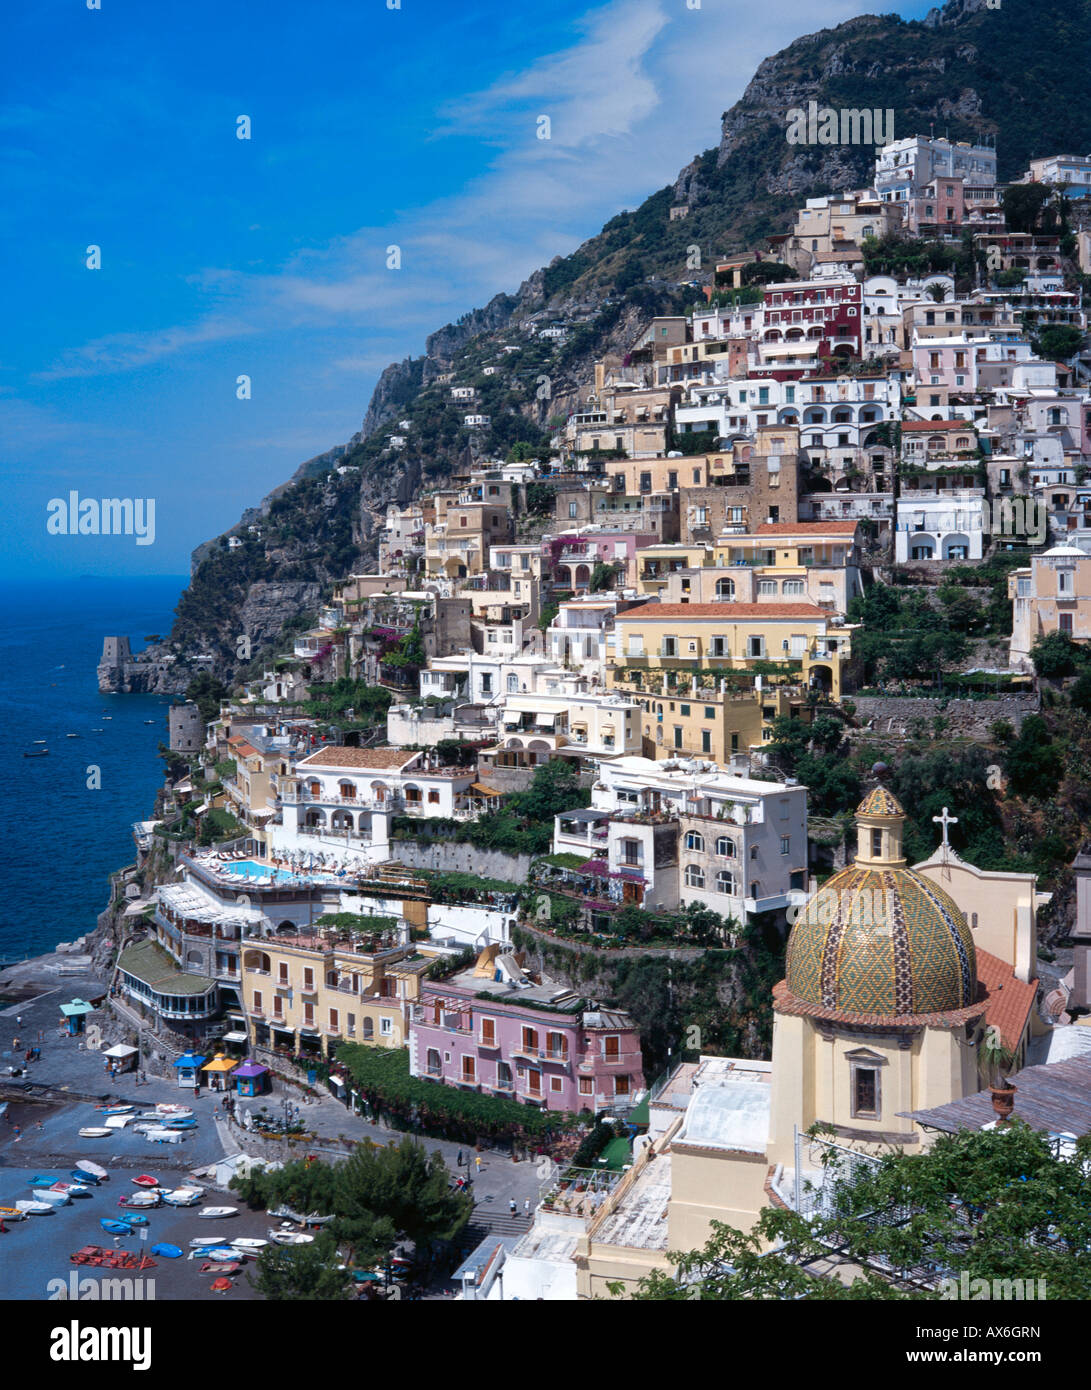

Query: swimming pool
<box><xmin>222</xmin><ymin>860</ymin><xmax>297</xmax><ymax>884</ymax></box>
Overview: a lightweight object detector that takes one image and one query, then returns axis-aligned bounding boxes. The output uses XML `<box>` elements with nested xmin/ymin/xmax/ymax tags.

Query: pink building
<box><xmin>543</xmin><ymin>530</ymin><xmax>658</xmax><ymax>591</ymax></box>
<box><xmin>409</xmin><ymin>952</ymin><xmax>644</xmax><ymax>1115</ymax></box>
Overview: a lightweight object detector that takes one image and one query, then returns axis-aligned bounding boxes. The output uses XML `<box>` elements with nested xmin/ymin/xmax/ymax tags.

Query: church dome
<box><xmin>784</xmin><ymin>789</ymin><xmax>976</xmax><ymax>1018</ymax></box>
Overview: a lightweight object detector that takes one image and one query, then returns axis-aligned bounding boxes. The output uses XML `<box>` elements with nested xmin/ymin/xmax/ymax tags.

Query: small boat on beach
<box><xmin>101</xmin><ymin>1219</ymin><xmax>132</xmax><ymax>1236</ymax></box>
<box><xmin>15</xmin><ymin>1200</ymin><xmax>53</xmax><ymax>1215</ymax></box>
<box><xmin>28</xmin><ymin>1175</ymin><xmax>59</xmax><ymax>1188</ymax></box>
<box><xmin>189</xmin><ymin>1236</ymin><xmax>229</xmax><ymax>1248</ymax></box>
<box><xmin>51</xmin><ymin>1182</ymin><xmax>93</xmax><ymax>1199</ymax></box>
<box><xmin>201</xmin><ymin>1260</ymin><xmax>241</xmax><ymax>1275</ymax></box>
<box><xmin>155</xmin><ymin>1103</ymin><xmax>192</xmax><ymax>1115</ymax></box>
<box><xmin>121</xmin><ymin>1192</ymin><xmax>159</xmax><ymax>1209</ymax></box>
<box><xmin>105</xmin><ymin>1115</ymin><xmax>134</xmax><ymax>1129</ymax></box>
<box><xmin>0</xmin><ymin>1206</ymin><xmax>27</xmax><ymax>1222</ymax></box>
<box><xmin>75</xmin><ymin>1161</ymin><xmax>108</xmax><ymax>1181</ymax></box>
<box><xmin>35</xmin><ymin>1189</ymin><xmax>70</xmax><ymax>1207</ymax></box>
<box><xmin>230</xmin><ymin>1237</ymin><xmax>268</xmax><ymax>1250</ymax></box>
<box><xmin>144</xmin><ymin>1127</ymin><xmax>184</xmax><ymax>1144</ymax></box>
<box><xmin>162</xmin><ymin>1117</ymin><xmax>198</xmax><ymax>1130</ymax></box>
<box><xmin>197</xmin><ymin>1206</ymin><xmax>237</xmax><ymax>1219</ymax></box>
<box><xmin>99</xmin><ymin>1104</ymin><xmax>135</xmax><ymax>1116</ymax></box>
<box><xmin>132</xmin><ymin>1175</ymin><xmax>159</xmax><ymax>1187</ymax></box>
<box><xmin>151</xmin><ymin>1243</ymin><xmax>183</xmax><ymax>1259</ymax></box>
<box><xmin>71</xmin><ymin>1169</ymin><xmax>102</xmax><ymax>1186</ymax></box>
<box><xmin>79</xmin><ymin>1127</ymin><xmax>111</xmax><ymax>1138</ymax></box>
<box><xmin>126</xmin><ymin>1215</ymin><xmax>150</xmax><ymax>1227</ymax></box>
<box><xmin>162</xmin><ymin>1189</ymin><xmax>202</xmax><ymax>1206</ymax></box>
<box><xmin>267</xmin><ymin>1229</ymin><xmax>314</xmax><ymax>1246</ymax></box>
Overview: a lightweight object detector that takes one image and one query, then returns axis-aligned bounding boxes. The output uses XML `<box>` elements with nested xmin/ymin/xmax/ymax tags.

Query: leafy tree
<box><xmin>1003</xmin><ymin>714</ymin><xmax>1062</xmax><ymax>800</ymax></box>
<box><xmin>620</xmin><ymin>1123</ymin><xmax>1091</xmax><ymax>1300</ymax></box>
<box><xmin>334</xmin><ymin>1136</ymin><xmax>471</xmax><ymax>1247</ymax></box>
<box><xmin>1031</xmin><ymin>630</ymin><xmax>1090</xmax><ymax>679</ymax></box>
<box><xmin>252</xmin><ymin>1234</ymin><xmax>353</xmax><ymax>1301</ymax></box>
<box><xmin>1032</xmin><ymin>325</ymin><xmax>1085</xmax><ymax>362</ymax></box>
<box><xmin>185</xmin><ymin>673</ymin><xmax>229</xmax><ymax>725</ymax></box>
<box><xmin>1002</xmin><ymin>182</ymin><xmax>1054</xmax><ymax>233</ymax></box>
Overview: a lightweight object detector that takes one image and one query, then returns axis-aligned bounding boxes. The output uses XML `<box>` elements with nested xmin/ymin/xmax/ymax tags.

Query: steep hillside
<box><xmin>152</xmin><ymin>0</ymin><xmax>1090</xmax><ymax>687</ymax></box>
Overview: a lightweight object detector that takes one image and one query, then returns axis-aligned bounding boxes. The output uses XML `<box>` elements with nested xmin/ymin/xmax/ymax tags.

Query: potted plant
<box><xmin>979</xmin><ymin>1026</ymin><xmax>1015</xmax><ymax>1118</ymax></box>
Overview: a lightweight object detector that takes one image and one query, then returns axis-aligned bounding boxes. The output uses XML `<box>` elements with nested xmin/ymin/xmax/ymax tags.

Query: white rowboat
<box><xmin>14</xmin><ymin>1200</ymin><xmax>54</xmax><ymax>1215</ymax></box>
<box><xmin>75</xmin><ymin>1161</ymin><xmax>108</xmax><ymax>1180</ymax></box>
<box><xmin>79</xmin><ymin>1127</ymin><xmax>111</xmax><ymax>1138</ymax></box>
<box><xmin>230</xmin><ymin>1237</ymin><xmax>268</xmax><ymax>1250</ymax></box>
<box><xmin>34</xmin><ymin>1189</ymin><xmax>70</xmax><ymax>1207</ymax></box>
<box><xmin>197</xmin><ymin>1206</ymin><xmax>238</xmax><ymax>1219</ymax></box>
<box><xmin>267</xmin><ymin>1230</ymin><xmax>314</xmax><ymax>1246</ymax></box>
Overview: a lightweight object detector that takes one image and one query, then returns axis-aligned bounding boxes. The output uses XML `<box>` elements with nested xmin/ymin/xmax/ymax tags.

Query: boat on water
<box><xmin>143</xmin><ymin>720</ymin><xmax>158</xmax><ymax>725</ymax></box>
<box><xmin>151</xmin><ymin>1243</ymin><xmax>183</xmax><ymax>1259</ymax></box>
<box><xmin>32</xmin><ymin>738</ymin><xmax>46</xmax><ymax>743</ymax></box>
<box><xmin>102</xmin><ymin>715</ymin><xmax>112</xmax><ymax>720</ymax></box>
<box><xmin>76</xmin><ymin>1160</ymin><xmax>109</xmax><ymax>1181</ymax></box>
<box><xmin>162</xmin><ymin>1189</ymin><xmax>202</xmax><ymax>1206</ymax></box>
<box><xmin>267</xmin><ymin>1229</ymin><xmax>314</xmax><ymax>1246</ymax></box>
<box><xmin>101</xmin><ymin>1219</ymin><xmax>132</xmax><ymax>1236</ymax></box>
<box><xmin>15</xmin><ymin>1200</ymin><xmax>54</xmax><ymax>1215</ymax></box>
<box><xmin>197</xmin><ymin>1206</ymin><xmax>238</xmax><ymax>1219</ymax></box>
<box><xmin>92</xmin><ymin>728</ymin><xmax>104</xmax><ymax>732</ymax></box>
<box><xmin>79</xmin><ymin>1127</ymin><xmax>111</xmax><ymax>1138</ymax></box>
<box><xmin>23</xmin><ymin>749</ymin><xmax>49</xmax><ymax>758</ymax></box>
<box><xmin>65</xmin><ymin>733</ymin><xmax>81</xmax><ymax>739</ymax></box>
<box><xmin>132</xmin><ymin>1175</ymin><xmax>159</xmax><ymax>1187</ymax></box>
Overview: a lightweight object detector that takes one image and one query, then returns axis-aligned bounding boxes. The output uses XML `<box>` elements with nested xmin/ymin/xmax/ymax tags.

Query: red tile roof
<box><xmin>737</xmin><ymin>521</ymin><xmax>860</xmax><ymax>535</ymax></box>
<box><xmin>977</xmin><ymin>948</ymin><xmax>1039</xmax><ymax>1054</ymax></box>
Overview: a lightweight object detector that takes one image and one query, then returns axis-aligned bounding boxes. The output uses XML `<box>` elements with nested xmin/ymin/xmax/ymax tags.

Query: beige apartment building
<box><xmin>1009</xmin><ymin>544</ymin><xmax>1091</xmax><ymax>668</ymax></box>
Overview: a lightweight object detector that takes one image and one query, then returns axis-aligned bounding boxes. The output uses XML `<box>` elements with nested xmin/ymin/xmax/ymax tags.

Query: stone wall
<box><xmin>389</xmin><ymin>839</ymin><xmax>532</xmax><ymax>883</ymax></box>
<box><xmin>849</xmin><ymin>693</ymin><xmax>1038</xmax><ymax>739</ymax></box>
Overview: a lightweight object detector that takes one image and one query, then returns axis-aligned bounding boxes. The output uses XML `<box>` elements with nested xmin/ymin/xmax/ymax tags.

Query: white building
<box><xmin>895</xmin><ymin>488</ymin><xmax>986</xmax><ymax>562</ymax></box>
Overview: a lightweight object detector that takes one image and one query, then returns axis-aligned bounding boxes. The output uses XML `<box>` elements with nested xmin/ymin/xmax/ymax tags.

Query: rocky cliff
<box><xmin>114</xmin><ymin>0</ymin><xmax>1088</xmax><ymax>694</ymax></box>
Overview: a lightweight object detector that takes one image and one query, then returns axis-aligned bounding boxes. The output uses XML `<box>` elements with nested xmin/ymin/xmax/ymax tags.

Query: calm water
<box><xmin>0</xmin><ymin>577</ymin><xmax>188</xmax><ymax>960</ymax></box>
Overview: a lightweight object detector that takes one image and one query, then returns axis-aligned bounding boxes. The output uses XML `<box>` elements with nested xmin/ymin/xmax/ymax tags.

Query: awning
<box><xmin>202</xmin><ymin>1055</ymin><xmax>239</xmax><ymax>1073</ymax></box>
<box><xmin>173</xmin><ymin>1053</ymin><xmax>208</xmax><ymax>1069</ymax></box>
<box><xmin>102</xmin><ymin>1044</ymin><xmax>138</xmax><ymax>1059</ymax></box>
<box><xmin>233</xmin><ymin>1061</ymin><xmax>269</xmax><ymax>1079</ymax></box>
<box><xmin>470</xmin><ymin>783</ymin><xmax>503</xmax><ymax>796</ymax></box>
<box><xmin>220</xmin><ymin>1030</ymin><xmax>249</xmax><ymax>1044</ymax></box>
<box><xmin>536</xmin><ymin>713</ymin><xmax>557</xmax><ymax>727</ymax></box>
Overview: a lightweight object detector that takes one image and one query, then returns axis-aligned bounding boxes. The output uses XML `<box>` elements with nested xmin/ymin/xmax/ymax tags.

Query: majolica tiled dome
<box><xmin>784</xmin><ymin>790</ymin><xmax>976</xmax><ymax>1018</ymax></box>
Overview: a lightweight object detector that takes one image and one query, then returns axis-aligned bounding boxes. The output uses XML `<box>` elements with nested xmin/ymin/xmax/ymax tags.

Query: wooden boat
<box><xmin>71</xmin><ymin>1168</ymin><xmax>102</xmax><ymax>1185</ymax></box>
<box><xmin>75</xmin><ymin>1160</ymin><xmax>109</xmax><ymax>1181</ymax></box>
<box><xmin>189</xmin><ymin>1236</ymin><xmax>229</xmax><ymax>1248</ymax></box>
<box><xmin>79</xmin><ymin>1127</ymin><xmax>111</xmax><ymax>1138</ymax></box>
<box><xmin>126</xmin><ymin>1215</ymin><xmax>150</xmax><ymax>1227</ymax></box>
<box><xmin>101</xmin><ymin>1219</ymin><xmax>132</xmax><ymax>1235</ymax></box>
<box><xmin>28</xmin><ymin>1175</ymin><xmax>60</xmax><ymax>1188</ymax></box>
<box><xmin>230</xmin><ymin>1237</ymin><xmax>268</xmax><ymax>1250</ymax></box>
<box><xmin>132</xmin><ymin>1175</ymin><xmax>159</xmax><ymax>1187</ymax></box>
<box><xmin>15</xmin><ymin>1200</ymin><xmax>54</xmax><ymax>1215</ymax></box>
<box><xmin>155</xmin><ymin>1103</ymin><xmax>193</xmax><ymax>1116</ymax></box>
<box><xmin>201</xmin><ymin>1260</ymin><xmax>241</xmax><ymax>1275</ymax></box>
<box><xmin>267</xmin><ymin>1229</ymin><xmax>314</xmax><ymax>1246</ymax></box>
<box><xmin>51</xmin><ymin>1182</ymin><xmax>93</xmax><ymax>1199</ymax></box>
<box><xmin>162</xmin><ymin>1117</ymin><xmax>198</xmax><ymax>1130</ymax></box>
<box><xmin>151</xmin><ymin>1243</ymin><xmax>183</xmax><ymax>1259</ymax></box>
<box><xmin>99</xmin><ymin>1104</ymin><xmax>135</xmax><ymax>1116</ymax></box>
<box><xmin>0</xmin><ymin>1206</ymin><xmax>27</xmax><ymax>1222</ymax></box>
<box><xmin>162</xmin><ymin>1189</ymin><xmax>202</xmax><ymax>1206</ymax></box>
<box><xmin>197</xmin><ymin>1206</ymin><xmax>237</xmax><ymax>1219</ymax></box>
<box><xmin>301</xmin><ymin>1213</ymin><xmax>335</xmax><ymax>1226</ymax></box>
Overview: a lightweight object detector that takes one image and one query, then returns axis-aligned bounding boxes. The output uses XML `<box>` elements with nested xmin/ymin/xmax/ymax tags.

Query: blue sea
<box><xmin>0</xmin><ymin>576</ymin><xmax>188</xmax><ymax>961</ymax></box>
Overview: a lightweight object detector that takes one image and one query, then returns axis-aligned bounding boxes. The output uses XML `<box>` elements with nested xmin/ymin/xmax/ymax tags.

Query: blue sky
<box><xmin>3</xmin><ymin>0</ymin><xmax>934</xmax><ymax>580</ymax></box>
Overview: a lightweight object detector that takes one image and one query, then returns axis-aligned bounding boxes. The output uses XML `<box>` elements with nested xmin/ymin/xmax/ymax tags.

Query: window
<box><xmin>427</xmin><ymin>789</ymin><xmax>440</xmax><ymax>804</ymax></box>
<box><xmin>747</xmin><ymin>636</ymin><xmax>765</xmax><ymax>658</ymax></box>
<box><xmin>579</xmin><ymin>1076</ymin><xmax>593</xmax><ymax>1096</ymax></box>
<box><xmin>780</xmin><ymin>835</ymin><xmax>791</xmax><ymax>855</ymax></box>
<box><xmin>252</xmin><ymin>990</ymin><xmax>263</xmax><ymax>1013</ymax></box>
<box><xmin>716</xmin><ymin>836</ymin><xmax>736</xmax><ymax>857</ymax></box>
<box><xmin>662</xmin><ymin>636</ymin><xmax>678</xmax><ymax>657</ymax></box>
<box><xmin>522</xmin><ymin>1026</ymin><xmax>539</xmax><ymax>1054</ymax></box>
<box><xmin>481</xmin><ymin>1017</ymin><xmax>496</xmax><ymax>1047</ymax></box>
<box><xmin>684</xmin><ymin>864</ymin><xmax>705</xmax><ymax>888</ymax></box>
<box><xmin>550</xmin><ymin>1076</ymin><xmax>563</xmax><ymax>1093</ymax></box>
<box><xmin>715</xmin><ymin>870</ymin><xmax>736</xmax><ymax>894</ymax></box>
<box><xmin>462</xmin><ymin>1055</ymin><xmax>476</xmax><ymax>1082</ymax></box>
<box><xmin>685</xmin><ymin>831</ymin><xmax>705</xmax><ymax>851</ymax></box>
<box><xmin>615</xmin><ymin>1075</ymin><xmax>631</xmax><ymax>1097</ymax></box>
<box><xmin>507</xmin><ymin>674</ymin><xmax>519</xmax><ymax>693</ymax></box>
<box><xmin>569</xmin><ymin>501</ymin><xmax>578</xmax><ymax>518</ymax></box>
<box><xmin>673</xmin><ymin>726</ymin><xmax>683</xmax><ymax>750</ymax></box>
<box><xmin>628</xmin><ymin>634</ymin><xmax>644</xmax><ymax>657</ymax></box>
<box><xmin>871</xmin><ymin>828</ymin><xmax>883</xmax><ymax>857</ymax></box>
<box><xmin>380</xmin><ymin>1017</ymin><xmax>393</xmax><ymax>1036</ymax></box>
<box><xmin>702</xmin><ymin>730</ymin><xmax>711</xmax><ymax>753</ymax></box>
<box><xmin>278</xmin><ymin>962</ymin><xmax>289</xmax><ymax>985</ymax></box>
<box><xmin>328</xmin><ymin>1008</ymin><xmax>339</xmax><ymax>1031</ymax></box>
<box><xmin>303</xmin><ymin>967</ymin><xmax>314</xmax><ymax>991</ymax></box>
<box><xmin>852</xmin><ymin>1066</ymin><xmax>879</xmax><ymax>1119</ymax></box>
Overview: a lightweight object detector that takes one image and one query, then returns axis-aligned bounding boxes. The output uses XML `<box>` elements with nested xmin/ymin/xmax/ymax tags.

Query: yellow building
<box><xmin>1008</xmin><ymin>544</ymin><xmax>1091</xmax><ymax>669</ymax></box>
<box><xmin>243</xmin><ymin>925</ymin><xmax>435</xmax><ymax>1057</ymax></box>
<box><xmin>611</xmin><ymin>601</ymin><xmax>855</xmax><ymax>698</ymax></box>
<box><xmin>615</xmin><ymin>675</ymin><xmax>809</xmax><ymax>760</ymax></box>
<box><xmin>574</xmin><ymin>786</ymin><xmax>1042</xmax><ymax>1296</ymax></box>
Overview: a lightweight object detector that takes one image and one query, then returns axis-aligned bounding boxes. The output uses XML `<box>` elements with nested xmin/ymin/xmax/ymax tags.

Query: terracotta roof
<box><xmin>741</xmin><ymin>521</ymin><xmax>860</xmax><ymax>535</ymax></box>
<box><xmin>773</xmin><ymin>978</ymin><xmax>987</xmax><ymax>1032</ymax></box>
<box><xmin>901</xmin><ymin>420</ymin><xmax>974</xmax><ymax>432</ymax></box>
<box><xmin>295</xmin><ymin>747</ymin><xmax>415</xmax><ymax>770</ymax></box>
<box><xmin>977</xmin><ymin>948</ymin><xmax>1039</xmax><ymax>1054</ymax></box>
<box><xmin>617</xmin><ymin>602</ymin><xmax>829</xmax><ymax>620</ymax></box>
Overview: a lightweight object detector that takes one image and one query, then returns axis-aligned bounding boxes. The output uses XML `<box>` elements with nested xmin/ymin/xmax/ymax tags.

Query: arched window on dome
<box><xmin>684</xmin><ymin>864</ymin><xmax>705</xmax><ymax>889</ymax></box>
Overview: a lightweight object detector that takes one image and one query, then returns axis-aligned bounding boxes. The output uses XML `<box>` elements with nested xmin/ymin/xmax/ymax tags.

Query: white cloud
<box><xmin>38</xmin><ymin>317</ymin><xmax>254</xmax><ymax>381</ymax></box>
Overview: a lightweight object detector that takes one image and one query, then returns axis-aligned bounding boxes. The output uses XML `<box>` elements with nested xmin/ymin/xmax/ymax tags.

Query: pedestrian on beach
<box><xmin>509</xmin><ymin>1199</ymin><xmax>517</xmax><ymax>1217</ymax></box>
<box><xmin>475</xmin><ymin>1155</ymin><xmax>482</xmax><ymax>1173</ymax></box>
<box><xmin>193</xmin><ymin>1086</ymin><xmax>200</xmax><ymax>1100</ymax></box>
<box><xmin>16</xmin><ymin>1016</ymin><xmax>22</xmax><ymax>1028</ymax></box>
<box><xmin>524</xmin><ymin>1199</ymin><xmax>530</xmax><ymax>1217</ymax></box>
<box><xmin>11</xmin><ymin>1038</ymin><xmax>18</xmax><ymax>1051</ymax></box>
<box><xmin>457</xmin><ymin>1149</ymin><xmax>463</xmax><ymax>1167</ymax></box>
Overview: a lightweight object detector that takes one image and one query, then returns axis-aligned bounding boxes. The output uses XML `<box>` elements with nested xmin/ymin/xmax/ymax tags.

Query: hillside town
<box><xmin>59</xmin><ymin>134</ymin><xmax>1091</xmax><ymax>1300</ymax></box>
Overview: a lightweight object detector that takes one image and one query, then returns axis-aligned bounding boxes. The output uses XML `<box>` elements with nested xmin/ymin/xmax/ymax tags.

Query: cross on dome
<box><xmin>933</xmin><ymin>806</ymin><xmax>958</xmax><ymax>848</ymax></box>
